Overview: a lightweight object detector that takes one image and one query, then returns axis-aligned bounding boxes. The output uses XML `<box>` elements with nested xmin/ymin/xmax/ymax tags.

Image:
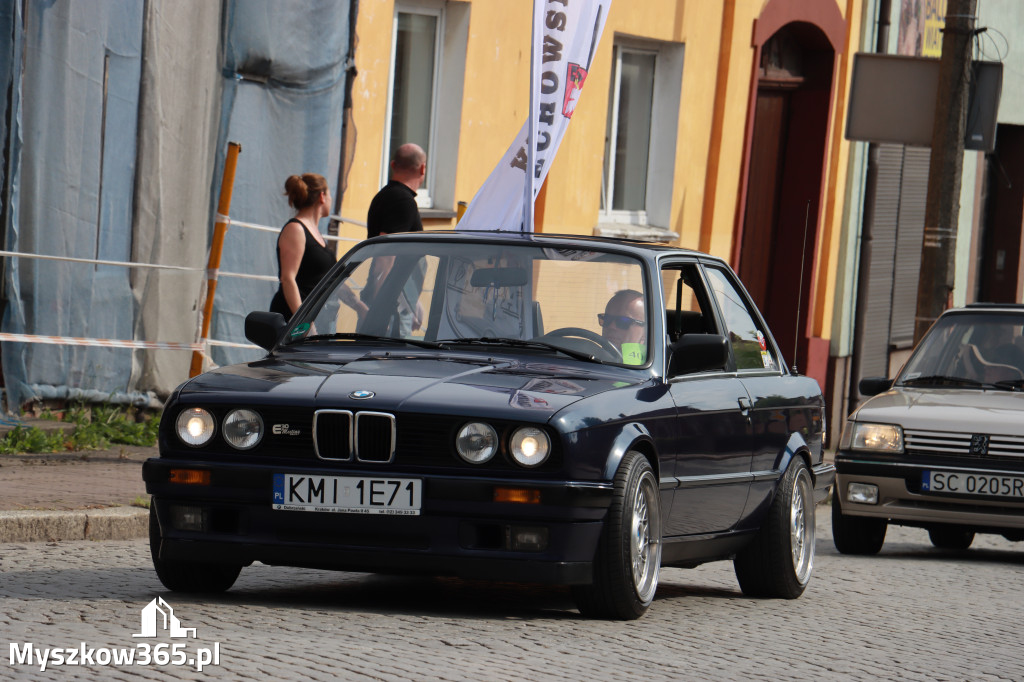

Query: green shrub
<box><xmin>0</xmin><ymin>403</ymin><xmax>161</xmax><ymax>454</ymax></box>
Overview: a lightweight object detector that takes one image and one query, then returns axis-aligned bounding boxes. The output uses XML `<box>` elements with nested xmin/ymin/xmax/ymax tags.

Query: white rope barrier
<box><xmin>215</xmin><ymin>213</ymin><xmax>364</xmax><ymax>241</ymax></box>
<box><xmin>0</xmin><ymin>332</ymin><xmax>203</xmax><ymax>351</ymax></box>
<box><xmin>0</xmin><ymin>250</ymin><xmax>201</xmax><ymax>272</ymax></box>
<box><xmin>0</xmin><ymin>333</ymin><xmax>260</xmax><ymax>351</ymax></box>
<box><xmin>0</xmin><ymin>211</ymin><xmax>359</xmax><ymax>356</ymax></box>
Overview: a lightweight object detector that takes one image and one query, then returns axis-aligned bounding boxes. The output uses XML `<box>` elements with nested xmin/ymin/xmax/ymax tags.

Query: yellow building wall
<box><xmin>340</xmin><ymin>0</ymin><xmax>862</xmax><ymax>348</ymax></box>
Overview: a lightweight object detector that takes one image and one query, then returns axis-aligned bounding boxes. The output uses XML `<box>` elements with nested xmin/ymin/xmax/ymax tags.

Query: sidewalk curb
<box><xmin>0</xmin><ymin>507</ymin><xmax>148</xmax><ymax>543</ymax></box>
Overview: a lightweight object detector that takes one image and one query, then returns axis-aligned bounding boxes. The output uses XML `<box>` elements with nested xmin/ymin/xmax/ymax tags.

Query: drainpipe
<box><xmin>849</xmin><ymin>0</ymin><xmax>892</xmax><ymax>411</ymax></box>
<box><xmin>330</xmin><ymin>0</ymin><xmax>359</xmax><ymax>255</ymax></box>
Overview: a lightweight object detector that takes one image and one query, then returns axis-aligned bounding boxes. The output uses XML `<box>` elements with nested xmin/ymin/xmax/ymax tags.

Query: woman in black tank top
<box><xmin>270</xmin><ymin>173</ymin><xmax>339</xmax><ymax>318</ymax></box>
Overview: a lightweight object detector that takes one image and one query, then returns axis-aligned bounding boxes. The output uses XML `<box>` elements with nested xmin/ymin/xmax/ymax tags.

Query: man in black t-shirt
<box><xmin>363</xmin><ymin>143</ymin><xmax>427</xmax><ymax>334</ymax></box>
<box><xmin>366</xmin><ymin>143</ymin><xmax>426</xmax><ymax>238</ymax></box>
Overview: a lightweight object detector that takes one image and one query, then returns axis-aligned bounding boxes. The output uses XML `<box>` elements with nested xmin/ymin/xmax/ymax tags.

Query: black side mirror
<box><xmin>667</xmin><ymin>334</ymin><xmax>729</xmax><ymax>377</ymax></box>
<box><xmin>245</xmin><ymin>311</ymin><xmax>288</xmax><ymax>351</ymax></box>
<box><xmin>859</xmin><ymin>376</ymin><xmax>892</xmax><ymax>397</ymax></box>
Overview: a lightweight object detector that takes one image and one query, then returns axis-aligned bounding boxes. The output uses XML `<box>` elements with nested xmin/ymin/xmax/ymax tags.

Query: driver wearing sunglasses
<box><xmin>598</xmin><ymin>289</ymin><xmax>646</xmax><ymax>359</ymax></box>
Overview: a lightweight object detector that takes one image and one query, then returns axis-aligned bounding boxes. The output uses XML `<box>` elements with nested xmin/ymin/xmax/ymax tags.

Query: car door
<box><xmin>702</xmin><ymin>265</ymin><xmax>810</xmax><ymax>525</ymax></box>
<box><xmin>660</xmin><ymin>261</ymin><xmax>754</xmax><ymax>536</ymax></box>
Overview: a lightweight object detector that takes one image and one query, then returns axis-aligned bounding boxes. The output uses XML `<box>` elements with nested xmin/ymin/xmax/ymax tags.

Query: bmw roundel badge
<box><xmin>350</xmin><ymin>390</ymin><xmax>374</xmax><ymax>400</ymax></box>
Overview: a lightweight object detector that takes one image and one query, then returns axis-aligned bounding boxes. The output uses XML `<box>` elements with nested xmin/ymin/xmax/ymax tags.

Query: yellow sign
<box><xmin>922</xmin><ymin>0</ymin><xmax>947</xmax><ymax>57</ymax></box>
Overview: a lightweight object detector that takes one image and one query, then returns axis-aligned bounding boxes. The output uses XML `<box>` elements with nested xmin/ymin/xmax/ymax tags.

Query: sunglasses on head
<box><xmin>598</xmin><ymin>313</ymin><xmax>645</xmax><ymax>330</ymax></box>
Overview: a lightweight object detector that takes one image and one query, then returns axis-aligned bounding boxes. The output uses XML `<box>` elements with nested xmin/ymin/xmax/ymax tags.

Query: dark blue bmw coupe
<box><xmin>144</xmin><ymin>231</ymin><xmax>833</xmax><ymax>619</ymax></box>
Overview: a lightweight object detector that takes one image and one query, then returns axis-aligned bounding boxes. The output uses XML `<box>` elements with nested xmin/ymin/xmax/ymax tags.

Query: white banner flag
<box><xmin>458</xmin><ymin>0</ymin><xmax>611</xmax><ymax>232</ymax></box>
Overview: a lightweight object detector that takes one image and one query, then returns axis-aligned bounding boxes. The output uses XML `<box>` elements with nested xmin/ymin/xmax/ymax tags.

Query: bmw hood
<box><xmin>180</xmin><ymin>353</ymin><xmax>642</xmax><ymax>421</ymax></box>
<box><xmin>853</xmin><ymin>387</ymin><xmax>1024</xmax><ymax>436</ymax></box>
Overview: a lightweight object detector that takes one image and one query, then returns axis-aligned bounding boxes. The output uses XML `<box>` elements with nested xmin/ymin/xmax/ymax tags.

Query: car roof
<box><xmin>368</xmin><ymin>230</ymin><xmax>723</xmax><ymax>264</ymax></box>
<box><xmin>948</xmin><ymin>303</ymin><xmax>1024</xmax><ymax>314</ymax></box>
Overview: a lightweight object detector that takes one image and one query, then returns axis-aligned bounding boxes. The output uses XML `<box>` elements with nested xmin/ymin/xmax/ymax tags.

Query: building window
<box><xmin>603</xmin><ymin>47</ymin><xmax>656</xmax><ymax>218</ymax></box>
<box><xmin>385</xmin><ymin>6</ymin><xmax>442</xmax><ymax>208</ymax></box>
<box><xmin>597</xmin><ymin>39</ymin><xmax>683</xmax><ymax>240</ymax></box>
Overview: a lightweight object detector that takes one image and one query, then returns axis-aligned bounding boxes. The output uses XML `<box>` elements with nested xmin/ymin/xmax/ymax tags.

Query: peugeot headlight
<box><xmin>843</xmin><ymin>421</ymin><xmax>903</xmax><ymax>453</ymax></box>
<box><xmin>510</xmin><ymin>426</ymin><xmax>551</xmax><ymax>467</ymax></box>
<box><xmin>456</xmin><ymin>422</ymin><xmax>498</xmax><ymax>463</ymax></box>
<box><xmin>223</xmin><ymin>409</ymin><xmax>264</xmax><ymax>450</ymax></box>
<box><xmin>176</xmin><ymin>407</ymin><xmax>215</xmax><ymax>447</ymax></box>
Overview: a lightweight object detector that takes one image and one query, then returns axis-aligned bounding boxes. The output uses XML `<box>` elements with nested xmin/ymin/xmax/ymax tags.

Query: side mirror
<box><xmin>245</xmin><ymin>311</ymin><xmax>288</xmax><ymax>351</ymax></box>
<box><xmin>667</xmin><ymin>334</ymin><xmax>729</xmax><ymax>377</ymax></box>
<box><xmin>859</xmin><ymin>376</ymin><xmax>892</xmax><ymax>397</ymax></box>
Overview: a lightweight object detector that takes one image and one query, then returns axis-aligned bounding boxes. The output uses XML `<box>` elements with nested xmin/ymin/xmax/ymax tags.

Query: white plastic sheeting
<box><xmin>209</xmin><ymin>0</ymin><xmax>349</xmax><ymax>368</ymax></box>
<box><xmin>0</xmin><ymin>0</ymin><xmax>350</xmax><ymax>409</ymax></box>
<box><xmin>1</xmin><ymin>1</ymin><xmax>145</xmax><ymax>409</ymax></box>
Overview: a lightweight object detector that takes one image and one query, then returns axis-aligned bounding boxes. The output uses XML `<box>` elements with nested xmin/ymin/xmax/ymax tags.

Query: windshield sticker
<box><xmin>290</xmin><ymin>323</ymin><xmax>310</xmax><ymax>338</ymax></box>
<box><xmin>621</xmin><ymin>343</ymin><xmax>646</xmax><ymax>366</ymax></box>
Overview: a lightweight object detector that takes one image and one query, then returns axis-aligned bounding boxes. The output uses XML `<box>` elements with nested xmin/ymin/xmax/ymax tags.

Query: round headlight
<box><xmin>510</xmin><ymin>426</ymin><xmax>550</xmax><ymax>467</ymax></box>
<box><xmin>223</xmin><ymin>409</ymin><xmax>264</xmax><ymax>450</ymax></box>
<box><xmin>176</xmin><ymin>407</ymin><xmax>215</xmax><ymax>447</ymax></box>
<box><xmin>456</xmin><ymin>422</ymin><xmax>498</xmax><ymax>463</ymax></box>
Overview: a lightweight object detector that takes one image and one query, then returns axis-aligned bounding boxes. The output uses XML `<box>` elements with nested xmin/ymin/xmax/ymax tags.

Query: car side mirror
<box><xmin>859</xmin><ymin>376</ymin><xmax>892</xmax><ymax>397</ymax></box>
<box><xmin>667</xmin><ymin>334</ymin><xmax>729</xmax><ymax>377</ymax></box>
<box><xmin>245</xmin><ymin>311</ymin><xmax>288</xmax><ymax>351</ymax></box>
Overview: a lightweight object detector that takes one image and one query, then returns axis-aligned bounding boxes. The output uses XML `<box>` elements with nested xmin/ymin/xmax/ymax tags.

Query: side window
<box><xmin>598</xmin><ymin>38</ymin><xmax>684</xmax><ymax>237</ymax></box>
<box><xmin>705</xmin><ymin>267</ymin><xmax>777</xmax><ymax>372</ymax></box>
<box><xmin>384</xmin><ymin>1</ymin><xmax>468</xmax><ymax>211</ymax></box>
<box><xmin>660</xmin><ymin>263</ymin><xmax>716</xmax><ymax>342</ymax></box>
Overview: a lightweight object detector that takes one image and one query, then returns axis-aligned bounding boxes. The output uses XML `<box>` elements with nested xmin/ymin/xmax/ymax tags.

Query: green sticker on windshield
<box><xmin>620</xmin><ymin>343</ymin><xmax>646</xmax><ymax>365</ymax></box>
<box><xmin>290</xmin><ymin>323</ymin><xmax>311</xmax><ymax>338</ymax></box>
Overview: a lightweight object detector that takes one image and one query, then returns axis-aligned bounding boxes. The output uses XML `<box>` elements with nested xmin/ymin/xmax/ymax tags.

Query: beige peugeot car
<box><xmin>833</xmin><ymin>304</ymin><xmax>1024</xmax><ymax>554</ymax></box>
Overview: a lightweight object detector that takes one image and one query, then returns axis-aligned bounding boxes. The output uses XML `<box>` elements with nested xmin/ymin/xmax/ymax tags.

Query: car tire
<box><xmin>734</xmin><ymin>457</ymin><xmax>815</xmax><ymax>599</ymax></box>
<box><xmin>572</xmin><ymin>450</ymin><xmax>662</xmax><ymax>620</ymax></box>
<box><xmin>831</xmin><ymin>492</ymin><xmax>887</xmax><ymax>555</ymax></box>
<box><xmin>927</xmin><ymin>525</ymin><xmax>975</xmax><ymax>550</ymax></box>
<box><xmin>149</xmin><ymin>505</ymin><xmax>241</xmax><ymax>593</ymax></box>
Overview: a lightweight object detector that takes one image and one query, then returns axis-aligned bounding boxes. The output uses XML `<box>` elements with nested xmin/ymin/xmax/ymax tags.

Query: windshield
<box><xmin>898</xmin><ymin>312</ymin><xmax>1024</xmax><ymax>388</ymax></box>
<box><xmin>284</xmin><ymin>240</ymin><xmax>649</xmax><ymax>367</ymax></box>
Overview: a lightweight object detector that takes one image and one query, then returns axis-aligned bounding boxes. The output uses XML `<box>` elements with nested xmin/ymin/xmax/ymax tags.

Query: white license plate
<box><xmin>922</xmin><ymin>470</ymin><xmax>1024</xmax><ymax>499</ymax></box>
<box><xmin>272</xmin><ymin>474</ymin><xmax>422</xmax><ymax>515</ymax></box>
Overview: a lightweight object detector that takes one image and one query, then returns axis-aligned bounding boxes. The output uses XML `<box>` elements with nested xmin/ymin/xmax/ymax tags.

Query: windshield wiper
<box><xmin>302</xmin><ymin>332</ymin><xmax>447</xmax><ymax>350</ymax></box>
<box><xmin>903</xmin><ymin>374</ymin><xmax>1024</xmax><ymax>392</ymax></box>
<box><xmin>439</xmin><ymin>336</ymin><xmax>603</xmax><ymax>363</ymax></box>
<box><xmin>991</xmin><ymin>379</ymin><xmax>1024</xmax><ymax>392</ymax></box>
<box><xmin>901</xmin><ymin>375</ymin><xmax>982</xmax><ymax>387</ymax></box>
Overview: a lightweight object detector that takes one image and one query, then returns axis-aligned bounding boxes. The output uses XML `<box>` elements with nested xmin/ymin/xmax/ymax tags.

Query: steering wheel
<box><xmin>537</xmin><ymin>327</ymin><xmax>620</xmax><ymax>361</ymax></box>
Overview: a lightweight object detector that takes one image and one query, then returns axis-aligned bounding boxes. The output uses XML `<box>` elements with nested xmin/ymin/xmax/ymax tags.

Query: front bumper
<box><xmin>834</xmin><ymin>454</ymin><xmax>1024</xmax><ymax>530</ymax></box>
<box><xmin>144</xmin><ymin>457</ymin><xmax>613</xmax><ymax>585</ymax></box>
<box><xmin>811</xmin><ymin>462</ymin><xmax>836</xmax><ymax>504</ymax></box>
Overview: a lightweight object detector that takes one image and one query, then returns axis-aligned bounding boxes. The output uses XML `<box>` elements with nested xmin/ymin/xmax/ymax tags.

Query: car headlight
<box><xmin>845</xmin><ymin>421</ymin><xmax>903</xmax><ymax>453</ymax></box>
<box><xmin>222</xmin><ymin>409</ymin><xmax>264</xmax><ymax>450</ymax></box>
<box><xmin>176</xmin><ymin>407</ymin><xmax>215</xmax><ymax>447</ymax></box>
<box><xmin>510</xmin><ymin>426</ymin><xmax>550</xmax><ymax>467</ymax></box>
<box><xmin>456</xmin><ymin>422</ymin><xmax>498</xmax><ymax>463</ymax></box>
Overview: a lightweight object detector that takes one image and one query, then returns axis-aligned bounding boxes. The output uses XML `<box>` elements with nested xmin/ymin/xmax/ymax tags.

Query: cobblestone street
<box><xmin>3</xmin><ymin>513</ymin><xmax>1022</xmax><ymax>681</ymax></box>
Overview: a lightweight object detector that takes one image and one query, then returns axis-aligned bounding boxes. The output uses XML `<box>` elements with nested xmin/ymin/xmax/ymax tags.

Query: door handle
<box><xmin>737</xmin><ymin>397</ymin><xmax>752</xmax><ymax>415</ymax></box>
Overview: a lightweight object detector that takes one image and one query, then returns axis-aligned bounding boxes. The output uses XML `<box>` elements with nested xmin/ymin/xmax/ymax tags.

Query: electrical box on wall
<box><xmin>846</xmin><ymin>53</ymin><xmax>1002</xmax><ymax>153</ymax></box>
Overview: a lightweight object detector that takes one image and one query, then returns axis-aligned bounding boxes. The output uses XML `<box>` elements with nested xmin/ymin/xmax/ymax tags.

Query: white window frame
<box><xmin>383</xmin><ymin>2</ymin><xmax>444</xmax><ymax>209</ymax></box>
<box><xmin>603</xmin><ymin>45</ymin><xmax>657</xmax><ymax>225</ymax></box>
<box><xmin>599</xmin><ymin>38</ymin><xmax>684</xmax><ymax>231</ymax></box>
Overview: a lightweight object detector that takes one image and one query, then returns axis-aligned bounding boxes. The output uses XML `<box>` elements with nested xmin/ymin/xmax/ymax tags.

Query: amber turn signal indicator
<box><xmin>493</xmin><ymin>487</ymin><xmax>541</xmax><ymax>504</ymax></box>
<box><xmin>169</xmin><ymin>469</ymin><xmax>211</xmax><ymax>485</ymax></box>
